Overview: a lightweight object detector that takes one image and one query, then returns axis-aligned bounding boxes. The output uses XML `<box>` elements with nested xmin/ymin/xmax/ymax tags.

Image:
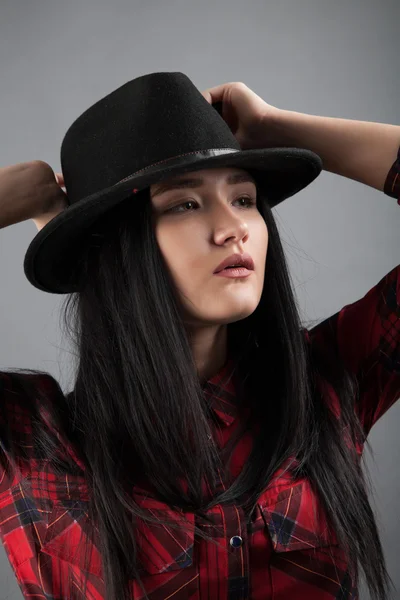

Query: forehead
<box><xmin>150</xmin><ymin>167</ymin><xmax>256</xmax><ymax>199</ymax></box>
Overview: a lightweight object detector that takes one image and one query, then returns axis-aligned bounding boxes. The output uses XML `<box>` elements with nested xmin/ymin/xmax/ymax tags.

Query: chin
<box><xmin>200</xmin><ymin>307</ymin><xmax>258</xmax><ymax>325</ymax></box>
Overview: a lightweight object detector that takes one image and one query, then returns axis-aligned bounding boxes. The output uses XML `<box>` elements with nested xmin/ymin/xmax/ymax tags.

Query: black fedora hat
<box><xmin>23</xmin><ymin>71</ymin><xmax>322</xmax><ymax>294</ymax></box>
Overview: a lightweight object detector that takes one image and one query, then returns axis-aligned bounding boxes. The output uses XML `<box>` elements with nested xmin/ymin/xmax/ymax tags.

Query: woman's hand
<box><xmin>55</xmin><ymin>172</ymin><xmax>65</xmax><ymax>187</ymax></box>
<box><xmin>0</xmin><ymin>161</ymin><xmax>68</xmax><ymax>230</ymax></box>
<box><xmin>33</xmin><ymin>169</ymin><xmax>68</xmax><ymax>231</ymax></box>
<box><xmin>201</xmin><ymin>81</ymin><xmax>284</xmax><ymax>150</ymax></box>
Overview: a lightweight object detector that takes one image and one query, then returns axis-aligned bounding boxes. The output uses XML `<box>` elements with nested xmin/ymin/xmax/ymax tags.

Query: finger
<box><xmin>201</xmin><ymin>82</ymin><xmax>232</xmax><ymax>104</ymax></box>
<box><xmin>55</xmin><ymin>172</ymin><xmax>65</xmax><ymax>187</ymax></box>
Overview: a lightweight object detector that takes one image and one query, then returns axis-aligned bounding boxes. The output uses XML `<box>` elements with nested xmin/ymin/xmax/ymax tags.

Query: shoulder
<box><xmin>0</xmin><ymin>368</ymin><xmax>62</xmax><ymax>430</ymax></box>
<box><xmin>0</xmin><ymin>369</ymin><xmax>64</xmax><ymax>487</ymax></box>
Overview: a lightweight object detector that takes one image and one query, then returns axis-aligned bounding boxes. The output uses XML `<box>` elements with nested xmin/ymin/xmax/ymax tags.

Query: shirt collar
<box><xmin>201</xmin><ymin>355</ymin><xmax>242</xmax><ymax>427</ymax></box>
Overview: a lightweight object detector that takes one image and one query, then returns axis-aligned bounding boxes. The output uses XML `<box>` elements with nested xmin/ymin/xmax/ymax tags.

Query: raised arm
<box><xmin>265</xmin><ymin>110</ymin><xmax>400</xmax><ymax>195</ymax></box>
<box><xmin>0</xmin><ymin>161</ymin><xmax>67</xmax><ymax>230</ymax></box>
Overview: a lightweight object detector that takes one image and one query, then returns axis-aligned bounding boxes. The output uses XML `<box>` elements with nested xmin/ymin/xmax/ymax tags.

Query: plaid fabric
<box><xmin>384</xmin><ymin>145</ymin><xmax>400</xmax><ymax>203</ymax></box>
<box><xmin>0</xmin><ymin>155</ymin><xmax>399</xmax><ymax>599</ymax></box>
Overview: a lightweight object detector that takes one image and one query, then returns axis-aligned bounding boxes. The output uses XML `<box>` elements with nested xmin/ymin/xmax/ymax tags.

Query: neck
<box><xmin>188</xmin><ymin>325</ymin><xmax>228</xmax><ymax>384</ymax></box>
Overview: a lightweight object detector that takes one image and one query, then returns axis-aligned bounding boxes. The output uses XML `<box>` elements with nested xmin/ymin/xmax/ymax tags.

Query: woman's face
<box><xmin>150</xmin><ymin>167</ymin><xmax>268</xmax><ymax>328</ymax></box>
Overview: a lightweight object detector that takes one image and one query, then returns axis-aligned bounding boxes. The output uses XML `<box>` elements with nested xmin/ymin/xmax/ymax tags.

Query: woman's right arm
<box><xmin>0</xmin><ymin>160</ymin><xmax>68</xmax><ymax>230</ymax></box>
<box><xmin>0</xmin><ymin>160</ymin><xmax>68</xmax><ymax>489</ymax></box>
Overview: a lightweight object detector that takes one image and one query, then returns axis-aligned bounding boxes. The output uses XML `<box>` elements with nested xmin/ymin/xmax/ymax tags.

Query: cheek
<box><xmin>255</xmin><ymin>217</ymin><xmax>268</xmax><ymax>253</ymax></box>
<box><xmin>155</xmin><ymin>224</ymin><xmax>202</xmax><ymax>281</ymax></box>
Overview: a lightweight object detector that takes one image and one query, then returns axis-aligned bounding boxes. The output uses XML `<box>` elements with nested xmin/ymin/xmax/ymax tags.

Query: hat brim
<box><xmin>24</xmin><ymin>147</ymin><xmax>322</xmax><ymax>294</ymax></box>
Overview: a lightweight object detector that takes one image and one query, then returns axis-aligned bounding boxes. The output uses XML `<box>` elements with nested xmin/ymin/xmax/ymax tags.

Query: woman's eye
<box><xmin>168</xmin><ymin>200</ymin><xmax>197</xmax><ymax>213</ymax></box>
<box><xmin>237</xmin><ymin>196</ymin><xmax>257</xmax><ymax>208</ymax></box>
<box><xmin>167</xmin><ymin>196</ymin><xmax>256</xmax><ymax>214</ymax></box>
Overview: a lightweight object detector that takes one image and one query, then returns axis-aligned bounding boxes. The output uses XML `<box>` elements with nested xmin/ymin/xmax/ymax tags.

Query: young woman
<box><xmin>0</xmin><ymin>74</ymin><xmax>399</xmax><ymax>600</ymax></box>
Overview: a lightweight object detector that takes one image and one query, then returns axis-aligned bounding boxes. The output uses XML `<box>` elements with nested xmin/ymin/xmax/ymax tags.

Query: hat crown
<box><xmin>61</xmin><ymin>72</ymin><xmax>241</xmax><ymax>204</ymax></box>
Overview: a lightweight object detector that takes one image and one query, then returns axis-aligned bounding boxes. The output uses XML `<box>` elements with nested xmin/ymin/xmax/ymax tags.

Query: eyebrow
<box><xmin>151</xmin><ymin>172</ymin><xmax>256</xmax><ymax>199</ymax></box>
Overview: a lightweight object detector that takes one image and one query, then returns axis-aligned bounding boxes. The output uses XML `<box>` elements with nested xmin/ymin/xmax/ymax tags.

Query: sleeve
<box><xmin>0</xmin><ymin>370</ymin><xmax>64</xmax><ymax>488</ymax></box>
<box><xmin>308</xmin><ymin>150</ymin><xmax>400</xmax><ymax>437</ymax></box>
<box><xmin>383</xmin><ymin>144</ymin><xmax>400</xmax><ymax>202</ymax></box>
<box><xmin>0</xmin><ymin>372</ymin><xmax>61</xmax><ymax>597</ymax></box>
<box><xmin>0</xmin><ymin>372</ymin><xmax>31</xmax><ymax>490</ymax></box>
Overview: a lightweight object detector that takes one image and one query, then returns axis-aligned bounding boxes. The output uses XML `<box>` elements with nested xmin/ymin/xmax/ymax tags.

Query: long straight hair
<box><xmin>1</xmin><ymin>177</ymin><xmax>394</xmax><ymax>599</ymax></box>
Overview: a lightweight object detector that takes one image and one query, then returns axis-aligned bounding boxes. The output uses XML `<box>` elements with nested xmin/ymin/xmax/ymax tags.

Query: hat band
<box><xmin>114</xmin><ymin>148</ymin><xmax>240</xmax><ymax>187</ymax></box>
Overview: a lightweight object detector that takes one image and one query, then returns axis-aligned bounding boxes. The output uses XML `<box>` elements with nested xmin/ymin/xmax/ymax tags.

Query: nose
<box><xmin>211</xmin><ymin>204</ymin><xmax>250</xmax><ymax>243</ymax></box>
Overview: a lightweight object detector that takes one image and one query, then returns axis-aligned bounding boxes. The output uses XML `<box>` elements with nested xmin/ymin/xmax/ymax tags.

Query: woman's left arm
<box><xmin>267</xmin><ymin>110</ymin><xmax>400</xmax><ymax>195</ymax></box>
<box><xmin>287</xmin><ymin>112</ymin><xmax>400</xmax><ymax>435</ymax></box>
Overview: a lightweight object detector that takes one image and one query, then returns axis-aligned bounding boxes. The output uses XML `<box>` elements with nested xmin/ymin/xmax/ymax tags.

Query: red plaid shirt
<box><xmin>0</xmin><ymin>149</ymin><xmax>399</xmax><ymax>599</ymax></box>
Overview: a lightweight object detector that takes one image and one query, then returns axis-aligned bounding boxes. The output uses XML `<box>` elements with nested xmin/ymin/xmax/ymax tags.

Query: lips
<box><xmin>213</xmin><ymin>253</ymin><xmax>255</xmax><ymax>274</ymax></box>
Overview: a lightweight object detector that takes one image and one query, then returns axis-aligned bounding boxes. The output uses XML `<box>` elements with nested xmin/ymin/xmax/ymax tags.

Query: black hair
<box><xmin>0</xmin><ymin>178</ymin><xmax>394</xmax><ymax>599</ymax></box>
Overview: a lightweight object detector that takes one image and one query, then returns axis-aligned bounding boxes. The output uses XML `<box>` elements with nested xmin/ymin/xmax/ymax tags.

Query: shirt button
<box><xmin>230</xmin><ymin>535</ymin><xmax>243</xmax><ymax>548</ymax></box>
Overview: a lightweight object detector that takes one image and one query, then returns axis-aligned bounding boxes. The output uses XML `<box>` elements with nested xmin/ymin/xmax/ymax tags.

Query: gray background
<box><xmin>0</xmin><ymin>1</ymin><xmax>399</xmax><ymax>598</ymax></box>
